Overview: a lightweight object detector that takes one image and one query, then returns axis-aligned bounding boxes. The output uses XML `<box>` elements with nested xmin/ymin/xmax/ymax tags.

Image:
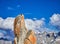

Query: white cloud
<box><xmin>0</xmin><ymin>17</ymin><xmax>4</xmax><ymax>28</ymax></box>
<box><xmin>0</xmin><ymin>14</ymin><xmax>60</xmax><ymax>33</ymax></box>
<box><xmin>25</xmin><ymin>18</ymin><xmax>45</xmax><ymax>31</ymax></box>
<box><xmin>3</xmin><ymin>17</ymin><xmax>15</xmax><ymax>30</ymax></box>
<box><xmin>0</xmin><ymin>17</ymin><xmax>46</xmax><ymax>32</ymax></box>
<box><xmin>50</xmin><ymin>14</ymin><xmax>60</xmax><ymax>27</ymax></box>
<box><xmin>0</xmin><ymin>17</ymin><xmax>15</xmax><ymax>30</ymax></box>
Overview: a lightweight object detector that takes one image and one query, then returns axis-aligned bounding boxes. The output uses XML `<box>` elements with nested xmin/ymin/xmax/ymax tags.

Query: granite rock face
<box><xmin>14</xmin><ymin>14</ymin><xmax>36</xmax><ymax>44</ymax></box>
<box><xmin>24</xmin><ymin>30</ymin><xmax>36</xmax><ymax>44</ymax></box>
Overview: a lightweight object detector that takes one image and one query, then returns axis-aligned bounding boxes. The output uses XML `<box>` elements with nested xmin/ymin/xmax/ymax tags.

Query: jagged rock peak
<box><xmin>14</xmin><ymin>14</ymin><xmax>36</xmax><ymax>44</ymax></box>
<box><xmin>16</xmin><ymin>14</ymin><xmax>24</xmax><ymax>19</ymax></box>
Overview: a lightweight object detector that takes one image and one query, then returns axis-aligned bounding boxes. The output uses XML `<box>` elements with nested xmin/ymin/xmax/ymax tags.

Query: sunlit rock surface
<box><xmin>14</xmin><ymin>14</ymin><xmax>27</xmax><ymax>44</ymax></box>
<box><xmin>14</xmin><ymin>14</ymin><xmax>36</xmax><ymax>44</ymax></box>
<box><xmin>24</xmin><ymin>30</ymin><xmax>36</xmax><ymax>44</ymax></box>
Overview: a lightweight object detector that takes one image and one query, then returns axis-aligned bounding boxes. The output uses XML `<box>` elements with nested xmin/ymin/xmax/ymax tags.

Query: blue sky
<box><xmin>0</xmin><ymin>0</ymin><xmax>60</xmax><ymax>41</ymax></box>
<box><xmin>1</xmin><ymin>0</ymin><xmax>60</xmax><ymax>42</ymax></box>
<box><xmin>0</xmin><ymin>0</ymin><xmax>60</xmax><ymax>20</ymax></box>
<box><xmin>0</xmin><ymin>0</ymin><xmax>60</xmax><ymax>32</ymax></box>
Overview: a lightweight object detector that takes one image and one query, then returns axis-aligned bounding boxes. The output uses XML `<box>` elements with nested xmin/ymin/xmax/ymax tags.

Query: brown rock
<box><xmin>14</xmin><ymin>14</ymin><xmax>27</xmax><ymax>37</ymax></box>
<box><xmin>14</xmin><ymin>14</ymin><xmax>27</xmax><ymax>44</ymax></box>
<box><xmin>14</xmin><ymin>14</ymin><xmax>36</xmax><ymax>44</ymax></box>
<box><xmin>24</xmin><ymin>30</ymin><xmax>36</xmax><ymax>44</ymax></box>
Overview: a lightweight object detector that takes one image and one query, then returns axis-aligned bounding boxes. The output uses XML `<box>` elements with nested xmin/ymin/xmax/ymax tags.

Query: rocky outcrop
<box><xmin>14</xmin><ymin>14</ymin><xmax>27</xmax><ymax>38</ymax></box>
<box><xmin>14</xmin><ymin>14</ymin><xmax>27</xmax><ymax>44</ymax></box>
<box><xmin>14</xmin><ymin>14</ymin><xmax>36</xmax><ymax>44</ymax></box>
<box><xmin>24</xmin><ymin>30</ymin><xmax>36</xmax><ymax>44</ymax></box>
